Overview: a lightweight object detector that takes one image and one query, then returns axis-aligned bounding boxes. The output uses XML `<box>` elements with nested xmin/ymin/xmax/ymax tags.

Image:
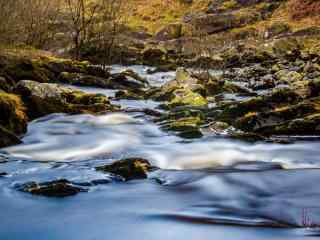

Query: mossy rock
<box><xmin>161</xmin><ymin>116</ymin><xmax>203</xmax><ymax>139</ymax></box>
<box><xmin>218</xmin><ymin>88</ymin><xmax>301</xmax><ymax>124</ymax></box>
<box><xmin>96</xmin><ymin>158</ymin><xmax>152</xmax><ymax>181</ymax></box>
<box><xmin>19</xmin><ymin>179</ymin><xmax>86</xmax><ymax>197</ymax></box>
<box><xmin>115</xmin><ymin>90</ymin><xmax>145</xmax><ymax>100</ymax></box>
<box><xmin>142</xmin><ymin>48</ymin><xmax>166</xmax><ymax>65</ymax></box>
<box><xmin>3</xmin><ymin>58</ymin><xmax>54</xmax><ymax>83</ymax></box>
<box><xmin>166</xmin><ymin>89</ymin><xmax>208</xmax><ymax>109</ymax></box>
<box><xmin>0</xmin><ymin>92</ymin><xmax>28</xmax><ymax>135</ymax></box>
<box><xmin>260</xmin><ymin>113</ymin><xmax>320</xmax><ymax>136</ymax></box>
<box><xmin>272</xmin><ymin>38</ymin><xmax>301</xmax><ymax>59</ymax></box>
<box><xmin>14</xmin><ymin>80</ymin><xmax>117</xmax><ymax>119</ymax></box>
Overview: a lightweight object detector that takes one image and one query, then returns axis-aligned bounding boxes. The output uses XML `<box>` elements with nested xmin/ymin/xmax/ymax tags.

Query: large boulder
<box><xmin>14</xmin><ymin>80</ymin><xmax>117</xmax><ymax>119</ymax></box>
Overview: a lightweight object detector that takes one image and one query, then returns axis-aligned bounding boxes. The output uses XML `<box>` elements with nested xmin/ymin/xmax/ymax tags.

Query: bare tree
<box><xmin>95</xmin><ymin>0</ymin><xmax>128</xmax><ymax>67</ymax></box>
<box><xmin>65</xmin><ymin>0</ymin><xmax>99</xmax><ymax>59</ymax></box>
<box><xmin>0</xmin><ymin>1</ymin><xmax>20</xmax><ymax>44</ymax></box>
<box><xmin>19</xmin><ymin>0</ymin><xmax>62</xmax><ymax>48</ymax></box>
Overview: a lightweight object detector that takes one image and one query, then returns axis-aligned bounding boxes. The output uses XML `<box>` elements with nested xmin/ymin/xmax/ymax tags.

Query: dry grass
<box><xmin>125</xmin><ymin>0</ymin><xmax>211</xmax><ymax>33</ymax></box>
<box><xmin>0</xmin><ymin>45</ymin><xmax>54</xmax><ymax>60</ymax></box>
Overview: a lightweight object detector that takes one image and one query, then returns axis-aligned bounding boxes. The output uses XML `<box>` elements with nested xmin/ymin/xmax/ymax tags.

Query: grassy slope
<box><xmin>125</xmin><ymin>0</ymin><xmax>320</xmax><ymax>34</ymax></box>
<box><xmin>126</xmin><ymin>0</ymin><xmax>211</xmax><ymax>33</ymax></box>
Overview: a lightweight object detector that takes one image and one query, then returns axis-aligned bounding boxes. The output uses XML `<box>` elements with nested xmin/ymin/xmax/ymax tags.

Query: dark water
<box><xmin>1</xmin><ymin>65</ymin><xmax>320</xmax><ymax>239</ymax></box>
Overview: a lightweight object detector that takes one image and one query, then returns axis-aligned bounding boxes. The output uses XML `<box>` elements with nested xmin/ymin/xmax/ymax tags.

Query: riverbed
<box><xmin>1</xmin><ymin>65</ymin><xmax>320</xmax><ymax>239</ymax></box>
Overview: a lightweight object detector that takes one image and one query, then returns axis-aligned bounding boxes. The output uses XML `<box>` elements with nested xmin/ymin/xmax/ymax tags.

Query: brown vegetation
<box><xmin>288</xmin><ymin>0</ymin><xmax>320</xmax><ymax>20</ymax></box>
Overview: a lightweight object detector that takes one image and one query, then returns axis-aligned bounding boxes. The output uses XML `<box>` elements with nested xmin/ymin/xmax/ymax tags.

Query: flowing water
<box><xmin>1</xmin><ymin>65</ymin><xmax>320</xmax><ymax>239</ymax></box>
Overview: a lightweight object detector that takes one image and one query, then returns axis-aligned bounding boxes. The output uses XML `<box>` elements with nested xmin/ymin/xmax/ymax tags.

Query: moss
<box><xmin>161</xmin><ymin>116</ymin><xmax>203</xmax><ymax>139</ymax></box>
<box><xmin>168</xmin><ymin>89</ymin><xmax>208</xmax><ymax>109</ymax></box>
<box><xmin>14</xmin><ymin>80</ymin><xmax>117</xmax><ymax>119</ymax></box>
<box><xmin>96</xmin><ymin>158</ymin><xmax>151</xmax><ymax>181</ymax></box>
<box><xmin>0</xmin><ymin>92</ymin><xmax>28</xmax><ymax>134</ymax></box>
<box><xmin>220</xmin><ymin>0</ymin><xmax>238</xmax><ymax>11</ymax></box>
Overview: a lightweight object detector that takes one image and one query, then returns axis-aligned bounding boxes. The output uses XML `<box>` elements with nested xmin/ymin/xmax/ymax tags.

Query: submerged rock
<box><xmin>19</xmin><ymin>179</ymin><xmax>86</xmax><ymax>197</ymax></box>
<box><xmin>14</xmin><ymin>80</ymin><xmax>117</xmax><ymax>119</ymax></box>
<box><xmin>96</xmin><ymin>158</ymin><xmax>152</xmax><ymax>181</ymax></box>
<box><xmin>0</xmin><ymin>172</ymin><xmax>7</xmax><ymax>177</ymax></box>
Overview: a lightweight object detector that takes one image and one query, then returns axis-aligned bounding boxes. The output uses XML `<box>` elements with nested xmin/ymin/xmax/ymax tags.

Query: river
<box><xmin>1</xmin><ymin>65</ymin><xmax>320</xmax><ymax>239</ymax></box>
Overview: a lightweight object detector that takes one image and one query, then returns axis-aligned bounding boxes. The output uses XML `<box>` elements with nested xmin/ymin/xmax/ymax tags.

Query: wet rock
<box><xmin>0</xmin><ymin>126</ymin><xmax>22</xmax><ymax>148</ymax></box>
<box><xmin>19</xmin><ymin>179</ymin><xmax>86</xmax><ymax>197</ymax></box>
<box><xmin>0</xmin><ymin>172</ymin><xmax>7</xmax><ymax>177</ymax></box>
<box><xmin>142</xmin><ymin>48</ymin><xmax>166</xmax><ymax>65</ymax></box>
<box><xmin>165</xmin><ymin>88</ymin><xmax>208</xmax><ymax>109</ymax></box>
<box><xmin>161</xmin><ymin>116</ymin><xmax>203</xmax><ymax>139</ymax></box>
<box><xmin>59</xmin><ymin>72</ymin><xmax>112</xmax><ymax>88</ymax></box>
<box><xmin>219</xmin><ymin>88</ymin><xmax>301</xmax><ymax>122</ymax></box>
<box><xmin>150</xmin><ymin>68</ymin><xmax>208</xmax><ymax>108</ymax></box>
<box><xmin>261</xmin><ymin>113</ymin><xmax>320</xmax><ymax>136</ymax></box>
<box><xmin>235</xmin><ymin>98</ymin><xmax>320</xmax><ymax>134</ymax></box>
<box><xmin>229</xmin><ymin>132</ymin><xmax>266</xmax><ymax>142</ymax></box>
<box><xmin>96</xmin><ymin>158</ymin><xmax>152</xmax><ymax>181</ymax></box>
<box><xmin>14</xmin><ymin>80</ymin><xmax>117</xmax><ymax>119</ymax></box>
<box><xmin>115</xmin><ymin>90</ymin><xmax>145</xmax><ymax>100</ymax></box>
<box><xmin>118</xmin><ymin>69</ymin><xmax>148</xmax><ymax>86</ymax></box>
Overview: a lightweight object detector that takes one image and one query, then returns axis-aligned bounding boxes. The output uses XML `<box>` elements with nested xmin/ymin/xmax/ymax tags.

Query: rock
<box><xmin>14</xmin><ymin>80</ymin><xmax>117</xmax><ymax>119</ymax></box>
<box><xmin>265</xmin><ymin>23</ymin><xmax>291</xmax><ymax>38</ymax></box>
<box><xmin>19</xmin><ymin>179</ymin><xmax>86</xmax><ymax>197</ymax></box>
<box><xmin>0</xmin><ymin>172</ymin><xmax>7</xmax><ymax>177</ymax></box>
<box><xmin>166</xmin><ymin>89</ymin><xmax>208</xmax><ymax>109</ymax></box>
<box><xmin>142</xmin><ymin>48</ymin><xmax>166</xmax><ymax>65</ymax></box>
<box><xmin>0</xmin><ymin>92</ymin><xmax>28</xmax><ymax>135</ymax></box>
<box><xmin>189</xmin><ymin>10</ymin><xmax>261</xmax><ymax>35</ymax></box>
<box><xmin>115</xmin><ymin>90</ymin><xmax>145</xmax><ymax>100</ymax></box>
<box><xmin>218</xmin><ymin>88</ymin><xmax>301</xmax><ymax>123</ymax></box>
<box><xmin>0</xmin><ymin>125</ymin><xmax>22</xmax><ymax>148</ymax></box>
<box><xmin>96</xmin><ymin>158</ymin><xmax>152</xmax><ymax>181</ymax></box>
<box><xmin>111</xmin><ymin>70</ymin><xmax>147</xmax><ymax>89</ymax></box>
<box><xmin>275</xmin><ymin>70</ymin><xmax>303</xmax><ymax>83</ymax></box>
<box><xmin>118</xmin><ymin>69</ymin><xmax>148</xmax><ymax>85</ymax></box>
<box><xmin>272</xmin><ymin>38</ymin><xmax>301</xmax><ymax>59</ymax></box>
<box><xmin>261</xmin><ymin>113</ymin><xmax>320</xmax><ymax>136</ymax></box>
<box><xmin>0</xmin><ymin>76</ymin><xmax>12</xmax><ymax>92</ymax></box>
<box><xmin>59</xmin><ymin>72</ymin><xmax>112</xmax><ymax>88</ymax></box>
<box><xmin>149</xmin><ymin>68</ymin><xmax>208</xmax><ymax>108</ymax></box>
<box><xmin>155</xmin><ymin>23</ymin><xmax>183</xmax><ymax>41</ymax></box>
<box><xmin>161</xmin><ymin>115</ymin><xmax>202</xmax><ymax>130</ymax></box>
<box><xmin>235</xmin><ymin>97</ymin><xmax>320</xmax><ymax>134</ymax></box>
<box><xmin>230</xmin><ymin>132</ymin><xmax>266</xmax><ymax>142</ymax></box>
